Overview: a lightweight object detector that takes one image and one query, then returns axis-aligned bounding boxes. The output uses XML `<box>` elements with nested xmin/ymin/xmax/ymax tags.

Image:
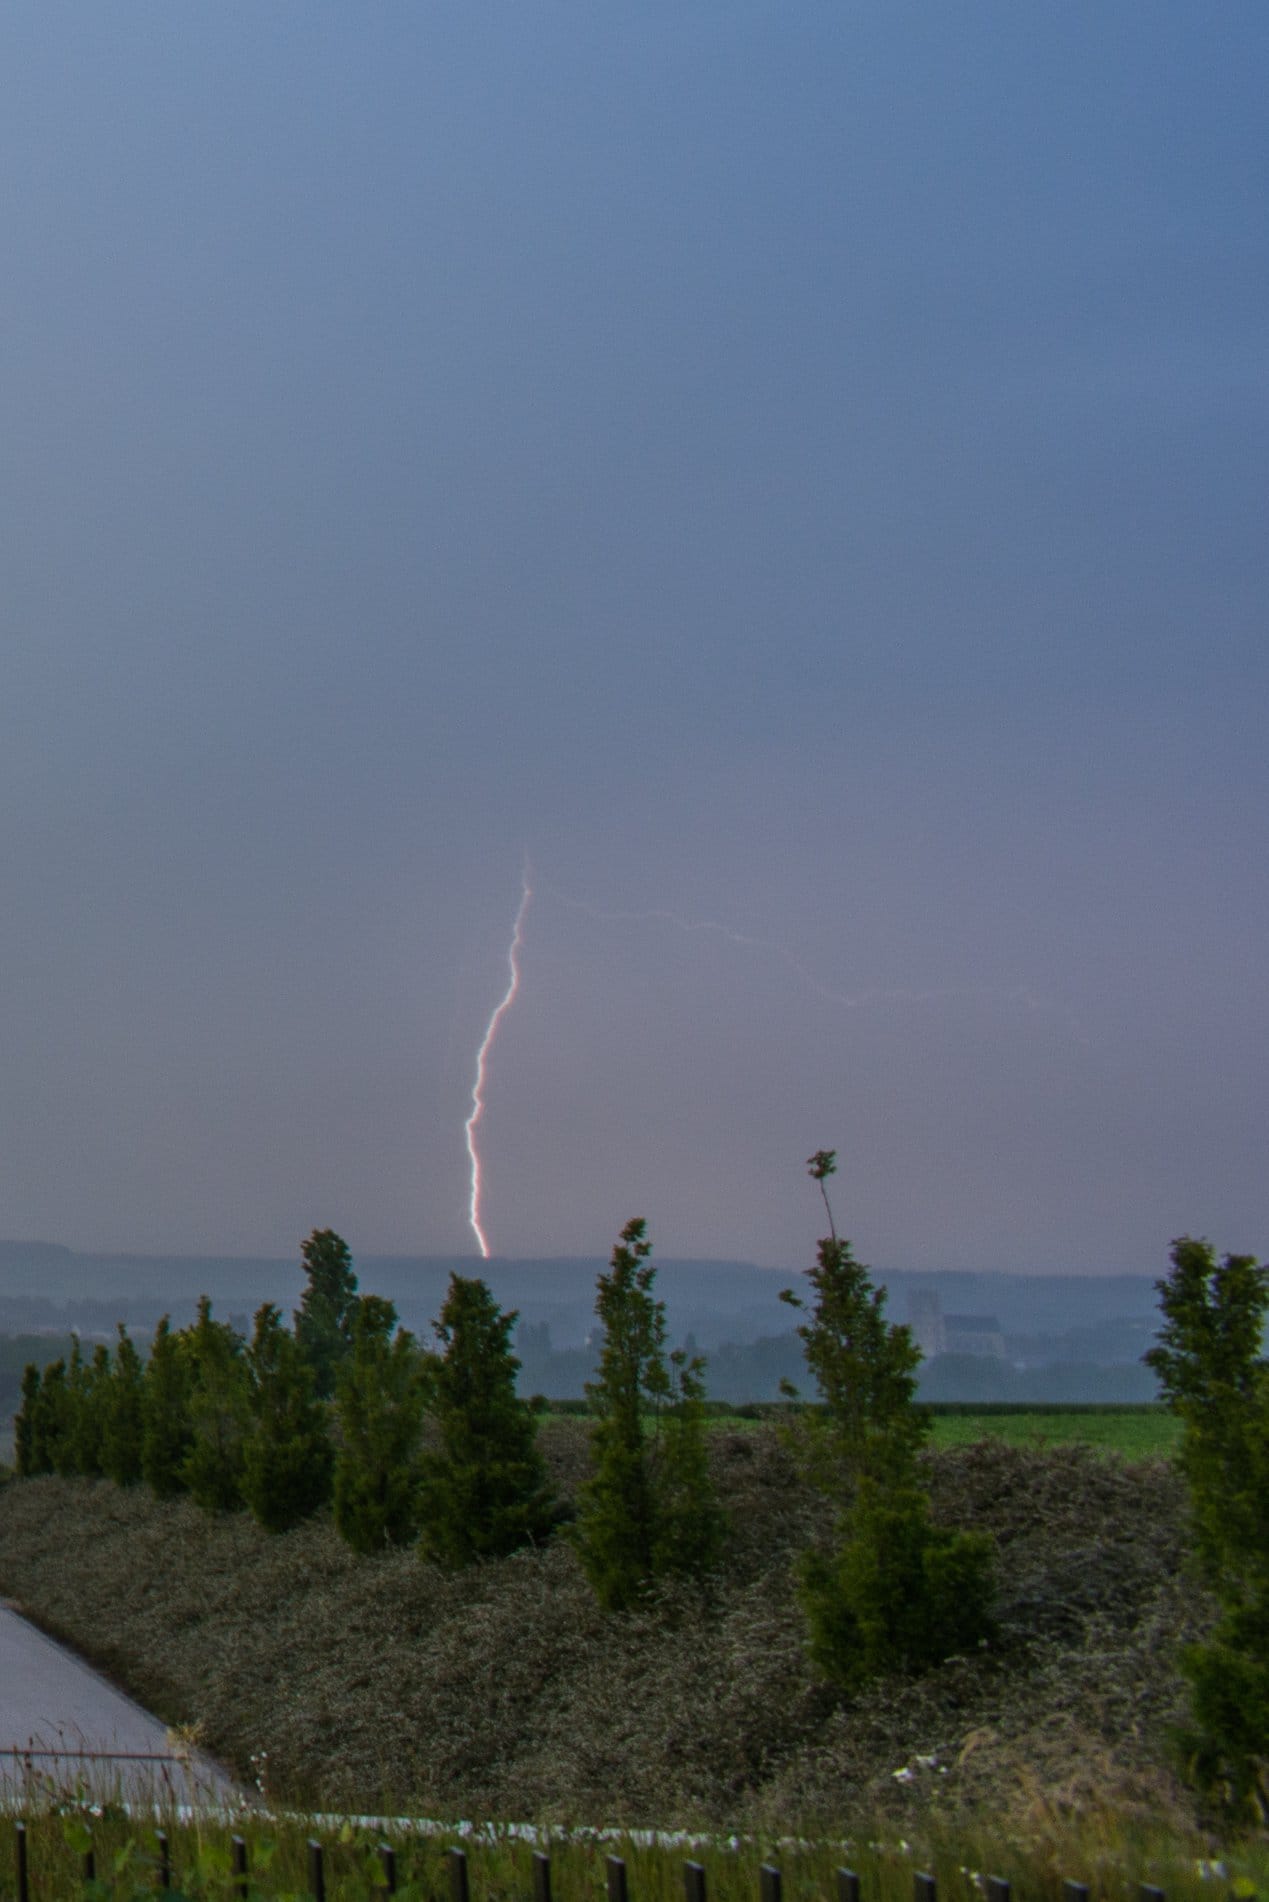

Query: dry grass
<box><xmin>0</xmin><ymin>1428</ymin><xmax>1212</xmax><ymax>1835</ymax></box>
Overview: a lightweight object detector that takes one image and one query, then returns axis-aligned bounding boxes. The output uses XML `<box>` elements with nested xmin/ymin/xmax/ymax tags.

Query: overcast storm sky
<box><xmin>1</xmin><ymin>4</ymin><xmax>1266</xmax><ymax>1274</ymax></box>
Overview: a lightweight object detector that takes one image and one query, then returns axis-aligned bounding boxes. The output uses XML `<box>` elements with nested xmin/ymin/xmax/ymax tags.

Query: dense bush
<box><xmin>0</xmin><ymin>1435</ymin><xmax>1202</xmax><ymax>1829</ymax></box>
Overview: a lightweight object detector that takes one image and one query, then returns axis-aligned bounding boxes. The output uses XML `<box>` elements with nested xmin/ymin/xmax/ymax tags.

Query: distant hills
<box><xmin>0</xmin><ymin>1240</ymin><xmax>1163</xmax><ymax>1402</ymax></box>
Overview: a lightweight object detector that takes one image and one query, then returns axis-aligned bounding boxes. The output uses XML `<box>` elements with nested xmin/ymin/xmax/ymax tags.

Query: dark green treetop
<box><xmin>294</xmin><ymin>1228</ymin><xmax>359</xmax><ymax>1400</ymax></box>
<box><xmin>418</xmin><ymin>1274</ymin><xmax>556</xmax><ymax>1569</ymax></box>
<box><xmin>334</xmin><ymin>1295</ymin><xmax>431</xmax><ymax>1554</ymax></box>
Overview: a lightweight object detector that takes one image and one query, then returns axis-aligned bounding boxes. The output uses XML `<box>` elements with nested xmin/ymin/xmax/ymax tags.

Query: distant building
<box><xmin>908</xmin><ymin>1289</ymin><xmax>946</xmax><ymax>1358</ymax></box>
<box><xmin>943</xmin><ymin>1313</ymin><xmax>1007</xmax><ymax>1359</ymax></box>
<box><xmin>907</xmin><ymin>1289</ymin><xmax>1006</xmax><ymax>1360</ymax></box>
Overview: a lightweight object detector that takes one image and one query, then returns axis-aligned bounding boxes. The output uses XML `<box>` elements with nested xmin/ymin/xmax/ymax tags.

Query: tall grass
<box><xmin>0</xmin><ymin>1807</ymin><xmax>1263</xmax><ymax>1902</ymax></box>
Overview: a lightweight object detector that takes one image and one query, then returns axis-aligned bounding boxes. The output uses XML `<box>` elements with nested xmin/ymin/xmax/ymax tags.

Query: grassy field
<box><xmin>925</xmin><ymin>1405</ymin><xmax>1180</xmax><ymax>1459</ymax></box>
<box><xmin>0</xmin><ymin>1808</ymin><xmax>1263</xmax><ymax>1902</ymax></box>
<box><xmin>686</xmin><ymin>1404</ymin><xmax>1180</xmax><ymax>1460</ymax></box>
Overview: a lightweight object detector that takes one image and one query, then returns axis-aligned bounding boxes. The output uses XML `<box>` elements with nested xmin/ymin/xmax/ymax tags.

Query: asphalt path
<box><xmin>0</xmin><ymin>1602</ymin><xmax>241</xmax><ymax>1807</ymax></box>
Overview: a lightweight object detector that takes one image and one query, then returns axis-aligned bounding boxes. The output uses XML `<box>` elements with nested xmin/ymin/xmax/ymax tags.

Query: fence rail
<box><xmin>8</xmin><ymin>1826</ymin><xmax>1190</xmax><ymax>1902</ymax></box>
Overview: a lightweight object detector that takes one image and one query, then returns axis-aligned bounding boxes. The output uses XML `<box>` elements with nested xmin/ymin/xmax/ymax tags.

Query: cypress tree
<box><xmin>241</xmin><ymin>1303</ymin><xmax>333</xmax><ymax>1533</ymax></box>
<box><xmin>784</xmin><ymin>1150</ymin><xmax>995</xmax><ymax>1691</ymax></box>
<box><xmin>183</xmin><ymin>1297</ymin><xmax>251</xmax><ymax>1512</ymax></box>
<box><xmin>14</xmin><ymin>1364</ymin><xmax>42</xmax><ymax>1476</ymax></box>
<box><xmin>1145</xmin><ymin>1236</ymin><xmax>1269</xmax><ymax>1814</ymax></box>
<box><xmin>333</xmin><ymin>1295</ymin><xmax>430</xmax><ymax>1554</ymax></box>
<box><xmin>32</xmin><ymin>1358</ymin><xmax>69</xmax><ymax>1476</ymax></box>
<box><xmin>573</xmin><ymin>1220</ymin><xmax>724</xmax><ymax>1611</ymax></box>
<box><xmin>101</xmin><ymin>1324</ymin><xmax>146</xmax><ymax>1487</ymax></box>
<box><xmin>142</xmin><ymin>1314</ymin><xmax>194</xmax><ymax>1497</ymax></box>
<box><xmin>294</xmin><ymin>1228</ymin><xmax>358</xmax><ymax>1400</ymax></box>
<box><xmin>418</xmin><ymin>1275</ymin><xmax>556</xmax><ymax>1569</ymax></box>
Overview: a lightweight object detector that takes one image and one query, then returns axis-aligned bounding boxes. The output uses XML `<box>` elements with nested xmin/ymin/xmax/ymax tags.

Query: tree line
<box><xmin>10</xmin><ymin>1158</ymin><xmax>1265</xmax><ymax>1815</ymax></box>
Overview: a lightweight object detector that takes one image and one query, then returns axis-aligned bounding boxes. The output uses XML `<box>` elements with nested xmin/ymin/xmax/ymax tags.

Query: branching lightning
<box><xmin>460</xmin><ymin>865</ymin><xmax>1084</xmax><ymax>1257</ymax></box>
<box><xmin>541</xmin><ymin>884</ymin><xmax>1086</xmax><ymax>1040</ymax></box>
<box><xmin>465</xmin><ymin>865</ymin><xmax>533</xmax><ymax>1258</ymax></box>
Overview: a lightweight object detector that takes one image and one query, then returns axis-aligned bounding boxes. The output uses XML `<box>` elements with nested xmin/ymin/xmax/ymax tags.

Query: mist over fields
<box><xmin>0</xmin><ymin>1239</ymin><xmax>1161</xmax><ymax>1407</ymax></box>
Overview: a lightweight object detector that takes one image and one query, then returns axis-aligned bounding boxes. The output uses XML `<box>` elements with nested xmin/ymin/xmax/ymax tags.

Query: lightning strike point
<box><xmin>464</xmin><ymin>865</ymin><xmax>533</xmax><ymax>1257</ymax></box>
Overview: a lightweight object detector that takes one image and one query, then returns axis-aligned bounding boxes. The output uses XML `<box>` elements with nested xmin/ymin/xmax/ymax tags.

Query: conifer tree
<box><xmin>1145</xmin><ymin>1236</ymin><xmax>1269</xmax><ymax>1814</ymax></box>
<box><xmin>31</xmin><ymin>1357</ymin><xmax>69</xmax><ymax>1475</ymax></box>
<box><xmin>573</xmin><ymin>1220</ymin><xmax>724</xmax><ymax>1612</ymax></box>
<box><xmin>418</xmin><ymin>1275</ymin><xmax>556</xmax><ymax>1568</ymax></box>
<box><xmin>183</xmin><ymin>1297</ymin><xmax>251</xmax><ymax>1512</ymax></box>
<box><xmin>334</xmin><ymin>1295</ymin><xmax>430</xmax><ymax>1554</ymax></box>
<box><xmin>294</xmin><ymin>1228</ymin><xmax>359</xmax><ymax>1400</ymax></box>
<box><xmin>784</xmin><ymin>1151</ymin><xmax>994</xmax><ymax>1690</ymax></box>
<box><xmin>57</xmin><ymin>1338</ymin><xmax>104</xmax><ymax>1478</ymax></box>
<box><xmin>14</xmin><ymin>1364</ymin><xmax>43</xmax><ymax>1476</ymax></box>
<box><xmin>241</xmin><ymin>1303</ymin><xmax>333</xmax><ymax>1533</ymax></box>
<box><xmin>101</xmin><ymin>1324</ymin><xmax>146</xmax><ymax>1487</ymax></box>
<box><xmin>142</xmin><ymin>1314</ymin><xmax>194</xmax><ymax>1497</ymax></box>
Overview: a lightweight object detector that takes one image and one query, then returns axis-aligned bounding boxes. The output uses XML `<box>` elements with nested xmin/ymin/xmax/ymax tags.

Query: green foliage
<box><xmin>1145</xmin><ymin>1235</ymin><xmax>1269</xmax><ymax>1816</ymax></box>
<box><xmin>573</xmin><ymin>1219</ymin><xmax>725</xmax><ymax>1611</ymax></box>
<box><xmin>101</xmin><ymin>1325</ymin><xmax>146</xmax><ymax>1487</ymax></box>
<box><xmin>294</xmin><ymin>1228</ymin><xmax>359</xmax><ymax>1400</ymax></box>
<box><xmin>785</xmin><ymin>1149</ymin><xmax>994</xmax><ymax>1690</ymax></box>
<box><xmin>29</xmin><ymin>1357</ymin><xmax>68</xmax><ymax>1475</ymax></box>
<box><xmin>242</xmin><ymin>1302</ymin><xmax>334</xmax><ymax>1533</ymax></box>
<box><xmin>183</xmin><ymin>1297</ymin><xmax>252</xmax><ymax>1512</ymax></box>
<box><xmin>14</xmin><ymin>1363</ymin><xmax>42</xmax><ymax>1476</ymax></box>
<box><xmin>333</xmin><ymin>1295</ymin><xmax>430</xmax><ymax>1554</ymax></box>
<box><xmin>141</xmin><ymin>1313</ymin><xmax>194</xmax><ymax>1497</ymax></box>
<box><xmin>418</xmin><ymin>1274</ymin><xmax>556</xmax><ymax>1568</ymax></box>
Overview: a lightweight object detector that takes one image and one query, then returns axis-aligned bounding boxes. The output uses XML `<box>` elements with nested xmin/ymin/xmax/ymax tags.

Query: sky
<box><xmin>0</xmin><ymin>2</ymin><xmax>1266</xmax><ymax>1275</ymax></box>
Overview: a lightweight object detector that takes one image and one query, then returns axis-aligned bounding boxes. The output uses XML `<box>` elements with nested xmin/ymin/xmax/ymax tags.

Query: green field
<box><xmin>925</xmin><ymin>1403</ymin><xmax>1179</xmax><ymax>1458</ymax></box>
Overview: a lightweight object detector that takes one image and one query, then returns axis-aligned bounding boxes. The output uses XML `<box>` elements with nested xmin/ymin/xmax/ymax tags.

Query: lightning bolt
<box><xmin>465</xmin><ymin>865</ymin><xmax>533</xmax><ymax>1258</ymax></box>
<box><xmin>542</xmin><ymin>884</ymin><xmax>1086</xmax><ymax>1040</ymax></box>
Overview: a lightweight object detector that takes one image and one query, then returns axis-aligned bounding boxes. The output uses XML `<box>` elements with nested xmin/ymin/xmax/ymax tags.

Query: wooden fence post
<box><xmin>607</xmin><ymin>1855</ymin><xmax>629</xmax><ymax>1902</ymax></box>
<box><xmin>231</xmin><ymin>1834</ymin><xmax>248</xmax><ymax>1900</ymax></box>
<box><xmin>156</xmin><ymin>1830</ymin><xmax>171</xmax><ymax>1891</ymax></box>
<box><xmin>15</xmin><ymin>1821</ymin><xmax>29</xmax><ymax>1902</ymax></box>
<box><xmin>450</xmin><ymin>1847</ymin><xmax>471</xmax><ymax>1902</ymax></box>
<box><xmin>837</xmin><ymin>1869</ymin><xmax>860</xmax><ymax>1902</ymax></box>
<box><xmin>1140</xmin><ymin>1887</ymin><xmax>1167</xmax><ymax>1902</ymax></box>
<box><xmin>684</xmin><ymin>1862</ymin><xmax>707</xmax><ymax>1902</ymax></box>
<box><xmin>533</xmin><ymin>1851</ymin><xmax>552</xmax><ymax>1902</ymax></box>
<box><xmin>82</xmin><ymin>1841</ymin><xmax>96</xmax><ymax>1886</ymax></box>
<box><xmin>913</xmin><ymin>1874</ymin><xmax>936</xmax><ymax>1902</ymax></box>
<box><xmin>379</xmin><ymin>1844</ymin><xmax>398</xmax><ymax>1896</ymax></box>
<box><xmin>1063</xmin><ymin>1883</ymin><xmax>1090</xmax><ymax>1902</ymax></box>
<box><xmin>307</xmin><ymin>1839</ymin><xmax>325</xmax><ymax>1902</ymax></box>
<box><xmin>760</xmin><ymin>1864</ymin><xmax>782</xmax><ymax>1902</ymax></box>
<box><xmin>986</xmin><ymin>1879</ymin><xmax>1011</xmax><ymax>1902</ymax></box>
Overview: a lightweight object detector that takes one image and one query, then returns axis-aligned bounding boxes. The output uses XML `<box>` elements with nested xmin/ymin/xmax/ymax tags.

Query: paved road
<box><xmin>0</xmin><ymin>1602</ymin><xmax>241</xmax><ymax>1807</ymax></box>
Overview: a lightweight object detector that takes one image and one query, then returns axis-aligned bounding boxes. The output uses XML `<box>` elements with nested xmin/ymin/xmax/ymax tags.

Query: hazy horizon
<box><xmin>1</xmin><ymin>6</ymin><xmax>1265</xmax><ymax>1276</ymax></box>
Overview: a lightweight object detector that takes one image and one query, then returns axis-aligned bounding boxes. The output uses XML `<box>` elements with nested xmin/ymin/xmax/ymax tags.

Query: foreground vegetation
<box><xmin>0</xmin><ymin>1432</ymin><xmax>1204</xmax><ymax>1831</ymax></box>
<box><xmin>0</xmin><ymin>1808</ymin><xmax>1265</xmax><ymax>1902</ymax></box>
<box><xmin>4</xmin><ymin>1157</ymin><xmax>1265</xmax><ymax>1832</ymax></box>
